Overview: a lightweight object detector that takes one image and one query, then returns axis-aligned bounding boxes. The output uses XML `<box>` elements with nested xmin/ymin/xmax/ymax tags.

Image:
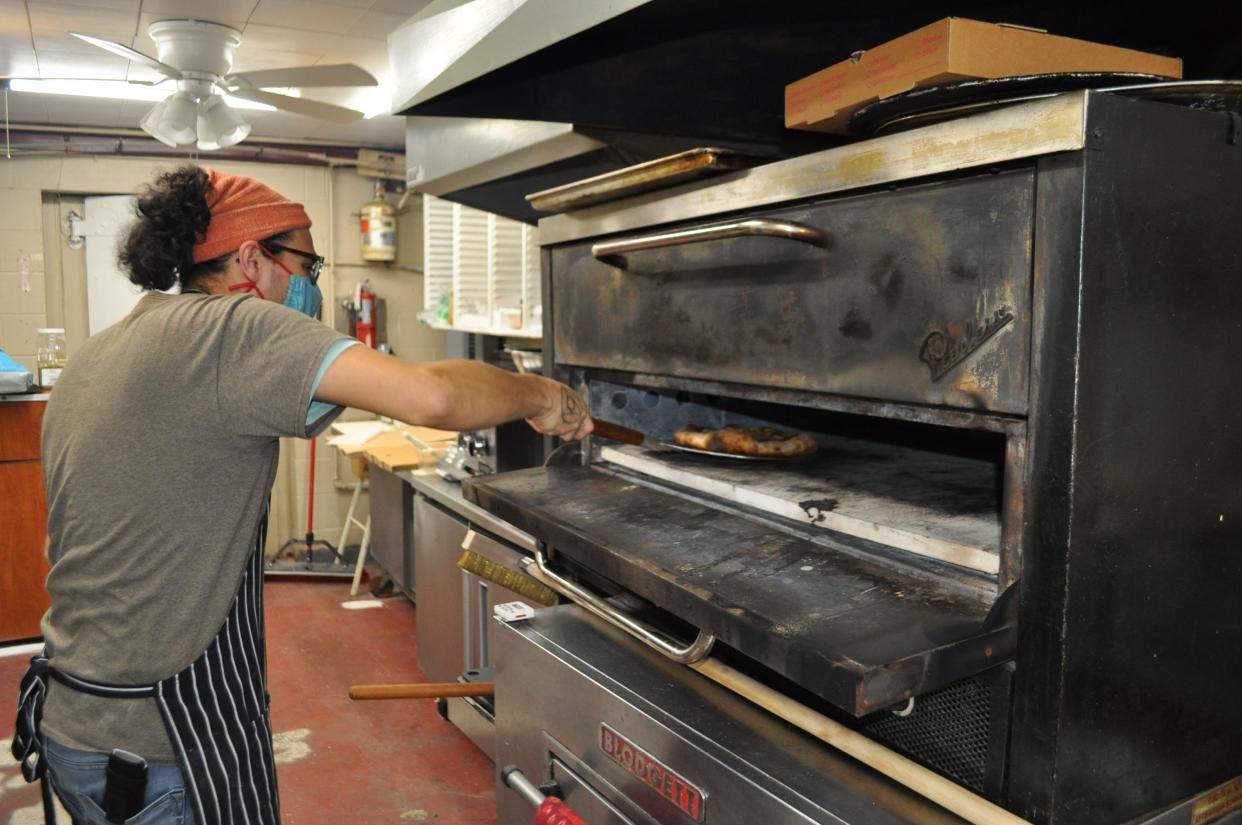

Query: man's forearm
<box><xmin>414</xmin><ymin>359</ymin><xmax>551</xmax><ymax>430</ymax></box>
<box><xmin>315</xmin><ymin>346</ymin><xmax>589</xmax><ymax>439</ymax></box>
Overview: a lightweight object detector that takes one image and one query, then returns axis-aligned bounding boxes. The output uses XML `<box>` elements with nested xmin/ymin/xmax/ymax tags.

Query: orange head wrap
<box><xmin>191</xmin><ymin>168</ymin><xmax>312</xmax><ymax>264</ymax></box>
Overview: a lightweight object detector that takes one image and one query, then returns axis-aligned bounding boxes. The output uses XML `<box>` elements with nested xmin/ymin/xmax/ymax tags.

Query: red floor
<box><xmin>1</xmin><ymin>579</ymin><xmax>496</xmax><ymax>825</ymax></box>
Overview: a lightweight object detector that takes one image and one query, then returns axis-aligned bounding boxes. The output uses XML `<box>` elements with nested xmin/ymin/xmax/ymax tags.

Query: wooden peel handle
<box><xmin>349</xmin><ymin>682</ymin><xmax>495</xmax><ymax>700</ymax></box>
<box><xmin>589</xmin><ymin>418</ymin><xmax>645</xmax><ymax>446</ymax></box>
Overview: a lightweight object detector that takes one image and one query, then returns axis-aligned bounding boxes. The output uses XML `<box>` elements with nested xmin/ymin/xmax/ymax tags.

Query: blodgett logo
<box><xmin>599</xmin><ymin>724</ymin><xmax>706</xmax><ymax>821</ymax></box>
<box><xmin>919</xmin><ymin>307</ymin><xmax>1014</xmax><ymax>382</ymax></box>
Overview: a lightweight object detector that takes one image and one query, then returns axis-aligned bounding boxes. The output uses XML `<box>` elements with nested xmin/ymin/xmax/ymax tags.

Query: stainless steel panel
<box><xmin>367</xmin><ymin>464</ymin><xmax>413</xmax><ymax>594</ymax></box>
<box><xmin>552</xmin><ymin>170</ymin><xmax>1033</xmax><ymax>414</ymax></box>
<box><xmin>463</xmin><ymin>530</ymin><xmax>531</xmax><ymax>673</ymax></box>
<box><xmin>413</xmin><ymin>494</ymin><xmax>468</xmax><ymax>682</ymax></box>
<box><xmin>495</xmin><ymin>605</ymin><xmax>968</xmax><ymax>825</ymax></box>
<box><xmin>550</xmin><ymin>757</ymin><xmax>639</xmax><ymax>825</ymax></box>
<box><xmin>402</xmin><ymin>470</ymin><xmax>537</xmax><ymax>552</ymax></box>
<box><xmin>446</xmin><ymin>694</ymin><xmax>496</xmax><ymax>761</ymax></box>
<box><xmin>404</xmin><ymin>116</ymin><xmax>606</xmax><ymax>194</ymax></box>
<box><xmin>389</xmin><ymin>1</ymin><xmax>649</xmax><ymax>113</ymax></box>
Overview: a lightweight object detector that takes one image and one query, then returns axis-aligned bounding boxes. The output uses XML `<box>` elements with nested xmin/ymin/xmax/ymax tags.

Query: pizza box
<box><xmin>785</xmin><ymin>17</ymin><xmax>1183</xmax><ymax>134</ymax></box>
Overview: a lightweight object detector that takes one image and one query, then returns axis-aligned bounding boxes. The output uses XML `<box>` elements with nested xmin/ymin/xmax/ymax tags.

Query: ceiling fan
<box><xmin>67</xmin><ymin>18</ymin><xmax>379</xmax><ymax>150</ymax></box>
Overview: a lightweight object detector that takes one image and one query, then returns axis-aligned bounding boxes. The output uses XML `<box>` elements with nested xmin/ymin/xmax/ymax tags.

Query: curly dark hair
<box><xmin>119</xmin><ymin>165</ymin><xmax>290</xmax><ymax>292</ymax></box>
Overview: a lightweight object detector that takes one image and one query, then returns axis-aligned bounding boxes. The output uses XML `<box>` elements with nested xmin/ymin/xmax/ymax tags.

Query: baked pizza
<box><xmin>673</xmin><ymin>425</ymin><xmax>818</xmax><ymax>457</ymax></box>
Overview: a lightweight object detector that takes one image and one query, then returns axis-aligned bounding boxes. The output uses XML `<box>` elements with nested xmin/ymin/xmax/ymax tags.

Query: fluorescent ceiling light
<box><xmin>9</xmin><ymin>78</ymin><xmax>168</xmax><ymax>102</ymax></box>
<box><xmin>7</xmin><ymin>78</ymin><xmax>276</xmax><ymax>111</ymax></box>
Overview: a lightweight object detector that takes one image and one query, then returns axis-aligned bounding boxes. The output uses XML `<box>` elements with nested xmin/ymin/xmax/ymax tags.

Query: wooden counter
<box><xmin>1</xmin><ymin>395</ymin><xmax>51</xmax><ymax>642</ymax></box>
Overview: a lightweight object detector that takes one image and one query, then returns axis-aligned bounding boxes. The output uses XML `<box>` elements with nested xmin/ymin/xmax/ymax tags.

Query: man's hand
<box><xmin>525</xmin><ymin>378</ymin><xmax>593</xmax><ymax>441</ymax></box>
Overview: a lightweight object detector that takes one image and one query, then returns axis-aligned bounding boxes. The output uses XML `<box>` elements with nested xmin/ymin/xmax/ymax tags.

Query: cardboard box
<box><xmin>785</xmin><ymin>18</ymin><xmax>1182</xmax><ymax>134</ymax></box>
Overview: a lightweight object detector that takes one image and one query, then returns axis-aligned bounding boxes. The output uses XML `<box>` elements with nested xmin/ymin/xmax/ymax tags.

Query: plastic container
<box><xmin>36</xmin><ymin>328</ymin><xmax>66</xmax><ymax>389</ymax></box>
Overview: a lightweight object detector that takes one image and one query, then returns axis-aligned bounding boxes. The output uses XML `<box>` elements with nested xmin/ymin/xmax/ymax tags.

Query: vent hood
<box><xmin>390</xmin><ymin>0</ymin><xmax>1228</xmax><ymax>222</ymax></box>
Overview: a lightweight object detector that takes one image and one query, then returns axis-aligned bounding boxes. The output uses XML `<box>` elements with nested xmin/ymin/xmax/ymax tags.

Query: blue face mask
<box><xmin>283</xmin><ymin>274</ymin><xmax>322</xmax><ymax>318</ymax></box>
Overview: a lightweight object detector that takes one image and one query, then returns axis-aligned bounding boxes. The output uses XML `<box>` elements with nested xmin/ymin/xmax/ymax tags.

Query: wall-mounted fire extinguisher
<box><xmin>355</xmin><ymin>281</ymin><xmax>378</xmax><ymax>348</ymax></box>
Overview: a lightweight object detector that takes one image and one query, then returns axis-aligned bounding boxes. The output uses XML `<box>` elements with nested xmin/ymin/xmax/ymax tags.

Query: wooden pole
<box><xmin>348</xmin><ymin>682</ymin><xmax>495</xmax><ymax>700</ymax></box>
<box><xmin>690</xmin><ymin>658</ymin><xmax>1031</xmax><ymax>825</ymax></box>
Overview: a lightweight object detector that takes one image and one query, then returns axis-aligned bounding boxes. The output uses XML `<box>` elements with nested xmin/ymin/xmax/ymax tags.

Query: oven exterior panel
<box><xmin>551</xmin><ymin>170</ymin><xmax>1034</xmax><ymax>415</ymax></box>
<box><xmin>1013</xmin><ymin>94</ymin><xmax>1242</xmax><ymax>824</ymax></box>
<box><xmin>494</xmin><ymin>605</ymin><xmax>972</xmax><ymax>825</ymax></box>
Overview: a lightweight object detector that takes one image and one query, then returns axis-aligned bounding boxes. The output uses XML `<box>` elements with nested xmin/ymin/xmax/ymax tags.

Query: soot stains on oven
<box><xmin>839</xmin><ymin>307</ymin><xmax>873</xmax><ymax>340</ymax></box>
<box><xmin>868</xmin><ymin>253</ymin><xmax>905</xmax><ymax>309</ymax></box>
<box><xmin>799</xmin><ymin>498</ymin><xmax>839</xmax><ymax>524</ymax></box>
<box><xmin>951</xmin><ymin>261</ymin><xmax>979</xmax><ymax>282</ymax></box>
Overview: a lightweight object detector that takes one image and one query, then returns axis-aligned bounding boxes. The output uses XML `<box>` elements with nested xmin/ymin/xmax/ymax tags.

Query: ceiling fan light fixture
<box><xmin>197</xmin><ymin>93</ymin><xmax>251</xmax><ymax>151</ymax></box>
<box><xmin>139</xmin><ymin>90</ymin><xmax>198</xmax><ymax>147</ymax></box>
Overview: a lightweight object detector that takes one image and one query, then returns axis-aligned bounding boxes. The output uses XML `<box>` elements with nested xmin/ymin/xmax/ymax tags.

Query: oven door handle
<box><xmin>590</xmin><ymin>218</ymin><xmax>828</xmax><ymax>264</ymax></box>
<box><xmin>523</xmin><ymin>545</ymin><xmax>716</xmax><ymax>664</ymax></box>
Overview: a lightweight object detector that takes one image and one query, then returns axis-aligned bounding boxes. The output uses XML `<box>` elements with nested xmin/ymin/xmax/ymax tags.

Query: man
<box><xmin>13</xmin><ymin>166</ymin><xmax>591</xmax><ymax>825</ymax></box>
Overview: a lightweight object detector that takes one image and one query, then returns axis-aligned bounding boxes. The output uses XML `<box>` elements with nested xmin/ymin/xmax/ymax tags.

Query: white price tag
<box><xmin>493</xmin><ymin>601</ymin><xmax>535</xmax><ymax>623</ymax></box>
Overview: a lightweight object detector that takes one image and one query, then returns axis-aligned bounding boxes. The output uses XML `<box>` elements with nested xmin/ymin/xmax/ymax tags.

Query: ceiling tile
<box><xmin>248</xmin><ymin>0</ymin><xmax>367</xmax><ymax>34</ymax></box>
<box><xmin>369</xmin><ymin>0</ymin><xmax>432</xmax><ymax>16</ymax></box>
<box><xmin>0</xmin><ymin>46</ymin><xmax>40</xmax><ymax>76</ymax></box>
<box><xmin>312</xmin><ymin>42</ymin><xmax>389</xmax><ymax>77</ymax></box>
<box><xmin>34</xmin><ymin>48</ymin><xmax>130</xmax><ymax>79</ymax></box>
<box><xmin>140</xmin><ymin>0</ymin><xmax>259</xmax><ymax>25</ymax></box>
<box><xmin>344</xmin><ymin>10</ymin><xmax>406</xmax><ymax>40</ymax></box>
<box><xmin>234</xmin><ymin>22</ymin><xmax>333</xmax><ymax>55</ymax></box>
<box><xmin>28</xmin><ymin>3</ymin><xmax>139</xmax><ymax>41</ymax></box>
<box><xmin>315</xmin><ymin>0</ymin><xmax>375</xmax><ymax>8</ymax></box>
<box><xmin>54</xmin><ymin>0</ymin><xmax>142</xmax><ymax>10</ymax></box>
<box><xmin>1</xmin><ymin>0</ymin><xmax>31</xmax><ymax>38</ymax></box>
<box><xmin>229</xmin><ymin>48</ymin><xmax>324</xmax><ymax>75</ymax></box>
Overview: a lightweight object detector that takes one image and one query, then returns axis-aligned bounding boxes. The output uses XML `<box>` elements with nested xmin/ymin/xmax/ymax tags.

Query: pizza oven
<box><xmin>463</xmin><ymin>89</ymin><xmax>1242</xmax><ymax>825</ymax></box>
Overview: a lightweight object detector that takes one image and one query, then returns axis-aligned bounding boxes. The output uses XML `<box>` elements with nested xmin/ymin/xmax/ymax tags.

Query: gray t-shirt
<box><xmin>40</xmin><ymin>291</ymin><xmax>350</xmax><ymax>762</ymax></box>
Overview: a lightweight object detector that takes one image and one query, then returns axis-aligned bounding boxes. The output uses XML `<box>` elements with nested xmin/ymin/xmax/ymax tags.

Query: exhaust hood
<box><xmin>390</xmin><ymin>0</ymin><xmax>1226</xmax><ymax>222</ymax></box>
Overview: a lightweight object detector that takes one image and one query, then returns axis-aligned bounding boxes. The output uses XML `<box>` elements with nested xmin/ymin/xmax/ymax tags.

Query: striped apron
<box><xmin>13</xmin><ymin>519</ymin><xmax>279</xmax><ymax>825</ymax></box>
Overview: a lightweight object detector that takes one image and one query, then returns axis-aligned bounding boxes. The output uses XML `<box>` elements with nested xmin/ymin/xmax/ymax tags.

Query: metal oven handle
<box><xmin>523</xmin><ymin>545</ymin><xmax>716</xmax><ymax>664</ymax></box>
<box><xmin>590</xmin><ymin>218</ymin><xmax>828</xmax><ymax>263</ymax></box>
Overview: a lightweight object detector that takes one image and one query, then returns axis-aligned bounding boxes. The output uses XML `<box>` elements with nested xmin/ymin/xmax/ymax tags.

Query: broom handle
<box><xmin>349</xmin><ymin>682</ymin><xmax>495</xmax><ymax>700</ymax></box>
<box><xmin>306</xmin><ymin>438</ymin><xmax>316</xmax><ymax>543</ymax></box>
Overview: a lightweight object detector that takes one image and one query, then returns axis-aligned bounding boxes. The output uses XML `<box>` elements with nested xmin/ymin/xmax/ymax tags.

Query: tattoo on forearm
<box><xmin>561</xmin><ymin>387</ymin><xmax>585</xmax><ymax>424</ymax></box>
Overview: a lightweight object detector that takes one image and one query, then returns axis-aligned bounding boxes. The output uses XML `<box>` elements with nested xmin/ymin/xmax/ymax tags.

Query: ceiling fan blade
<box><xmin>69</xmin><ymin>32</ymin><xmax>182</xmax><ymax>79</ymax></box>
<box><xmin>226</xmin><ymin>64</ymin><xmax>377</xmax><ymax>89</ymax></box>
<box><xmin>227</xmin><ymin>89</ymin><xmax>365</xmax><ymax>123</ymax></box>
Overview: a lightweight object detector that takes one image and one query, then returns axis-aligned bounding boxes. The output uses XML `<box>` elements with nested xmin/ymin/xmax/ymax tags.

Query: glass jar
<box><xmin>36</xmin><ymin>328</ymin><xmax>67</xmax><ymax>389</ymax></box>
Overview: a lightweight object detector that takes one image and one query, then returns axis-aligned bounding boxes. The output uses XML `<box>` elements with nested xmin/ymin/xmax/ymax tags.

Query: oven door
<box><xmin>550</xmin><ymin>168</ymin><xmax>1033</xmax><ymax>415</ymax></box>
<box><xmin>463</xmin><ymin>463</ymin><xmax>1014</xmax><ymax>718</ymax></box>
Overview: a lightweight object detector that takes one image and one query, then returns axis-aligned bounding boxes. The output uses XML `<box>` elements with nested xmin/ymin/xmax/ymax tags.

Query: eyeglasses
<box><xmin>259</xmin><ymin>242</ymin><xmax>325</xmax><ymax>285</ymax></box>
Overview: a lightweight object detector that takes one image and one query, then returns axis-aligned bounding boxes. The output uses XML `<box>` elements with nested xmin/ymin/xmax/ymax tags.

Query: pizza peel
<box><xmin>590</xmin><ymin>418</ymin><xmax>801</xmax><ymax>461</ymax></box>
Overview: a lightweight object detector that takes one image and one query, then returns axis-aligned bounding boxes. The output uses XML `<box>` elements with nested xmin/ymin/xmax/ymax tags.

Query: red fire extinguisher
<box><xmin>356</xmin><ymin>282</ymin><xmax>377</xmax><ymax>348</ymax></box>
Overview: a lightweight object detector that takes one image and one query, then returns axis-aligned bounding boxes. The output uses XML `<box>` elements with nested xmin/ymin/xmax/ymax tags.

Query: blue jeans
<box><xmin>44</xmin><ymin>736</ymin><xmax>196</xmax><ymax>825</ymax></box>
